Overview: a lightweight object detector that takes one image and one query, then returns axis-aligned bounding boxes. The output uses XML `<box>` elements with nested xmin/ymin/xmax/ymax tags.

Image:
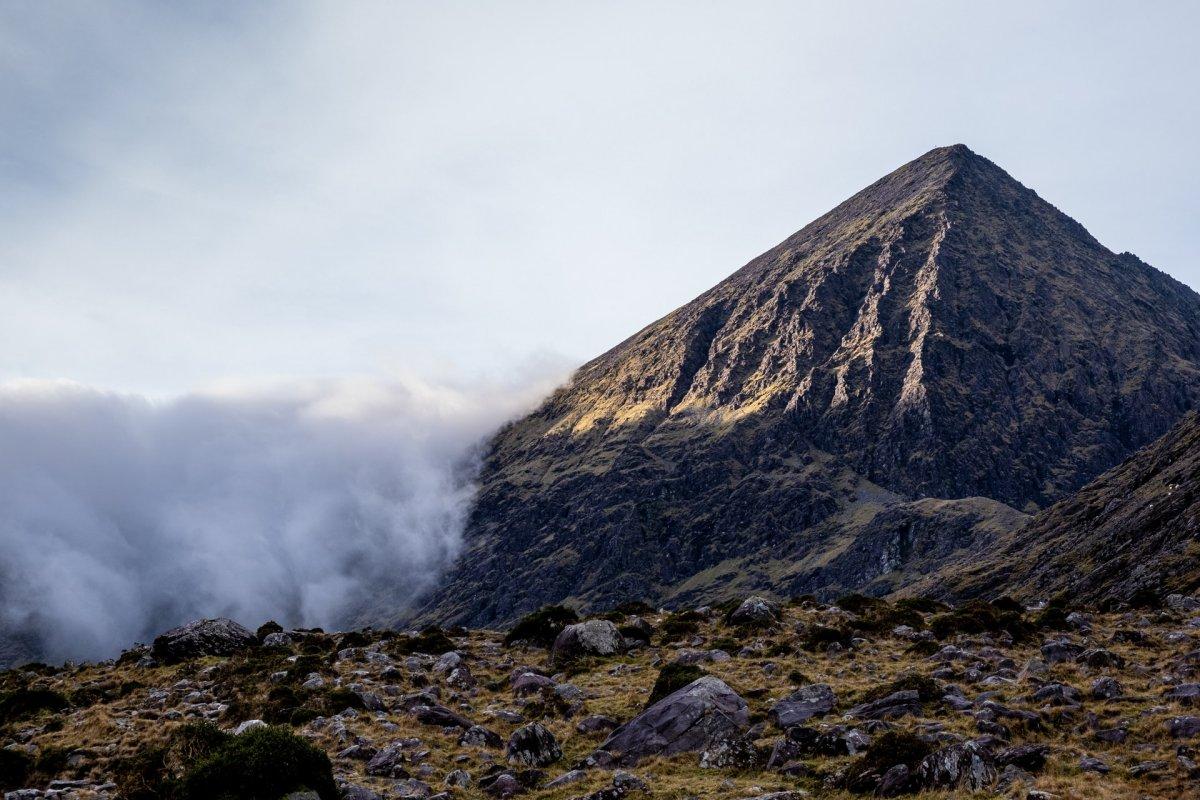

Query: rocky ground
<box><xmin>4</xmin><ymin>593</ymin><xmax>1200</xmax><ymax>799</ymax></box>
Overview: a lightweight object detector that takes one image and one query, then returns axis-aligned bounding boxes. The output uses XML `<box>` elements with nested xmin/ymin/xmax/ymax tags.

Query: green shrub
<box><xmin>859</xmin><ymin>674</ymin><xmax>942</xmax><ymax>704</ymax></box>
<box><xmin>799</xmin><ymin>625</ymin><xmax>852</xmax><ymax>651</ymax></box>
<box><xmin>392</xmin><ymin>626</ymin><xmax>457</xmax><ymax>655</ymax></box>
<box><xmin>0</xmin><ymin>688</ymin><xmax>69</xmax><ymax>723</ymax></box>
<box><xmin>837</xmin><ymin>593</ymin><xmax>886</xmax><ymax>615</ymax></box>
<box><xmin>646</xmin><ymin>663</ymin><xmax>707</xmax><ymax>707</ymax></box>
<box><xmin>989</xmin><ymin>596</ymin><xmax>1025</xmax><ymax>614</ymax></box>
<box><xmin>658</xmin><ymin>610</ymin><xmax>703</xmax><ymax>642</ymax></box>
<box><xmin>786</xmin><ymin>669</ymin><xmax>811</xmax><ymax>685</ymax></box>
<box><xmin>1127</xmin><ymin>587</ymin><xmax>1163</xmax><ymax>610</ymax></box>
<box><xmin>503</xmin><ymin>606</ymin><xmax>579</xmax><ymax>648</ymax></box>
<box><xmin>930</xmin><ymin>600</ymin><xmax>1032</xmax><ymax>641</ymax></box>
<box><xmin>859</xmin><ymin>734</ymin><xmax>931</xmax><ymax>777</ymax></box>
<box><xmin>617</xmin><ymin>624</ymin><xmax>652</xmax><ymax>645</ymax></box>
<box><xmin>1033</xmin><ymin>606</ymin><xmax>1070</xmax><ymax>630</ymax></box>
<box><xmin>255</xmin><ymin>621</ymin><xmax>283</xmax><ymax>641</ymax></box>
<box><xmin>111</xmin><ymin>746</ymin><xmax>168</xmax><ymax>800</ymax></box>
<box><xmin>893</xmin><ymin>596</ymin><xmax>950</xmax><ymax>614</ymax></box>
<box><xmin>179</xmin><ymin>725</ymin><xmax>337</xmax><ymax>800</ymax></box>
<box><xmin>613</xmin><ymin>600</ymin><xmax>656</xmax><ymax>616</ymax></box>
<box><xmin>0</xmin><ymin>748</ymin><xmax>32</xmax><ymax>791</ymax></box>
<box><xmin>323</xmin><ymin>688</ymin><xmax>365</xmax><ymax>715</ymax></box>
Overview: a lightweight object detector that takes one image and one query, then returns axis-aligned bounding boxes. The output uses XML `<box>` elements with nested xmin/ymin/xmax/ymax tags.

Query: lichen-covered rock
<box><xmin>150</xmin><ymin>618</ymin><xmax>256</xmax><ymax>663</ymax></box>
<box><xmin>728</xmin><ymin>596</ymin><xmax>781</xmax><ymax>628</ymax></box>
<box><xmin>552</xmin><ymin>620</ymin><xmax>623</xmax><ymax>664</ymax></box>
<box><xmin>914</xmin><ymin>740</ymin><xmax>997</xmax><ymax>791</ymax></box>
<box><xmin>506</xmin><ymin>722</ymin><xmax>562</xmax><ymax>767</ymax></box>
<box><xmin>599</xmin><ymin>676</ymin><xmax>749</xmax><ymax>766</ymax></box>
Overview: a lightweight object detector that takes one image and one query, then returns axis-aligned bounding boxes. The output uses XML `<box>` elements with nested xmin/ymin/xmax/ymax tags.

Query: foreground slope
<box><xmin>6</xmin><ymin>597</ymin><xmax>1200</xmax><ymax>799</ymax></box>
<box><xmin>933</xmin><ymin>411</ymin><xmax>1200</xmax><ymax>605</ymax></box>
<box><xmin>417</xmin><ymin>144</ymin><xmax>1200</xmax><ymax>626</ymax></box>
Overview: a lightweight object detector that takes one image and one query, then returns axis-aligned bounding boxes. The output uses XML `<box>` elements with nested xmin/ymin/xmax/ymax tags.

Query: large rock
<box><xmin>506</xmin><ymin>722</ymin><xmax>562</xmax><ymax>767</ymax></box>
<box><xmin>915</xmin><ymin>740</ymin><xmax>997</xmax><ymax>791</ymax></box>
<box><xmin>845</xmin><ymin>690</ymin><xmax>921</xmax><ymax>720</ymax></box>
<box><xmin>150</xmin><ymin>618</ymin><xmax>256</xmax><ymax>663</ymax></box>
<box><xmin>599</xmin><ymin>676</ymin><xmax>749</xmax><ymax>766</ymax></box>
<box><xmin>552</xmin><ymin>620</ymin><xmax>623</xmax><ymax>664</ymax></box>
<box><xmin>768</xmin><ymin>684</ymin><xmax>836</xmax><ymax>728</ymax></box>
<box><xmin>728</xmin><ymin>596</ymin><xmax>781</xmax><ymax>628</ymax></box>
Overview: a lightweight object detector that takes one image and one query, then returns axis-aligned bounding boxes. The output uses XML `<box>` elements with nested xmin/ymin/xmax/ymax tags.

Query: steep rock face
<box><xmin>931</xmin><ymin>411</ymin><xmax>1200</xmax><ymax>605</ymax></box>
<box><xmin>415</xmin><ymin>145</ymin><xmax>1200</xmax><ymax>626</ymax></box>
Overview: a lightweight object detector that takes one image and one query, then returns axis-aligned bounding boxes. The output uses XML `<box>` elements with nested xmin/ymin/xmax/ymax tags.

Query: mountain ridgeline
<box><xmin>414</xmin><ymin>145</ymin><xmax>1200</xmax><ymax>627</ymax></box>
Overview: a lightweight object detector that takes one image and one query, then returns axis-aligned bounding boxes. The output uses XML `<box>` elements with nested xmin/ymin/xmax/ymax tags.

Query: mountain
<box><xmin>413</xmin><ymin>144</ymin><xmax>1200</xmax><ymax>627</ymax></box>
<box><xmin>927</xmin><ymin>410</ymin><xmax>1200</xmax><ymax>606</ymax></box>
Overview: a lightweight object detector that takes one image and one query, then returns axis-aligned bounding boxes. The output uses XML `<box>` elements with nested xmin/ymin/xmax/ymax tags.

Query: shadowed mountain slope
<box><xmin>927</xmin><ymin>411</ymin><xmax>1200</xmax><ymax>606</ymax></box>
<box><xmin>413</xmin><ymin>145</ymin><xmax>1200</xmax><ymax>627</ymax></box>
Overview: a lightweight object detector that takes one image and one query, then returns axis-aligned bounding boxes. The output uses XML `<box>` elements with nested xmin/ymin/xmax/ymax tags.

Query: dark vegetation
<box><xmin>646</xmin><ymin>662</ymin><xmax>706</xmax><ymax>707</ymax></box>
<box><xmin>113</xmin><ymin>722</ymin><xmax>336</xmax><ymax>800</ymax></box>
<box><xmin>503</xmin><ymin>605</ymin><xmax>579</xmax><ymax>648</ymax></box>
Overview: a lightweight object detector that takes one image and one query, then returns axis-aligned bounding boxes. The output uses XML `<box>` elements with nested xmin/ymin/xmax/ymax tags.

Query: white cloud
<box><xmin>0</xmin><ymin>368</ymin><xmax>564</xmax><ymax>663</ymax></box>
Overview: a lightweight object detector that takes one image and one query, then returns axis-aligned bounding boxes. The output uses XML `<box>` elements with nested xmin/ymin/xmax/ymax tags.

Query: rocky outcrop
<box><xmin>150</xmin><ymin>618</ymin><xmax>257</xmax><ymax>663</ymax></box>
<box><xmin>412</xmin><ymin>144</ymin><xmax>1200</xmax><ymax>628</ymax></box>
<box><xmin>598</xmin><ymin>676</ymin><xmax>750</xmax><ymax>766</ymax></box>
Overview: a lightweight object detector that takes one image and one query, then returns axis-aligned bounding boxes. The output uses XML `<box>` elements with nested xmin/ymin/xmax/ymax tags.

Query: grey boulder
<box><xmin>552</xmin><ymin>620</ymin><xmax>623</xmax><ymax>665</ymax></box>
<box><xmin>599</xmin><ymin>676</ymin><xmax>749</xmax><ymax>766</ymax></box>
<box><xmin>768</xmin><ymin>684</ymin><xmax>836</xmax><ymax>728</ymax></box>
<box><xmin>729</xmin><ymin>596</ymin><xmax>782</xmax><ymax>628</ymax></box>
<box><xmin>506</xmin><ymin>722</ymin><xmax>562</xmax><ymax>767</ymax></box>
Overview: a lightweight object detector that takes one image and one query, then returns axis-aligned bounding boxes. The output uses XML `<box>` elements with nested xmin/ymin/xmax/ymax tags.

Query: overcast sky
<box><xmin>2</xmin><ymin>1</ymin><xmax>1198</xmax><ymax>395</ymax></box>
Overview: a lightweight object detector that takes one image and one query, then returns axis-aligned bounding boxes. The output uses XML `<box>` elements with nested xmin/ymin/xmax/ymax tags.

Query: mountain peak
<box><xmin>413</xmin><ymin>148</ymin><xmax>1200</xmax><ymax>628</ymax></box>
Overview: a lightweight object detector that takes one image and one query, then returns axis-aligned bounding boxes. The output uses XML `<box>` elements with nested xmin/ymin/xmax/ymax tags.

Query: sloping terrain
<box><xmin>415</xmin><ymin>145</ymin><xmax>1200</xmax><ymax>627</ymax></box>
<box><xmin>5</xmin><ymin>596</ymin><xmax>1200</xmax><ymax>799</ymax></box>
<box><xmin>929</xmin><ymin>411</ymin><xmax>1200</xmax><ymax>606</ymax></box>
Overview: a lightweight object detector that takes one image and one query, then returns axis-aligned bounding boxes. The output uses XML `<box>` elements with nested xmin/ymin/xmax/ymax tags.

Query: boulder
<box><xmin>552</xmin><ymin>620</ymin><xmax>623</xmax><ymax>665</ymax></box>
<box><xmin>150</xmin><ymin>618</ymin><xmax>257</xmax><ymax>662</ymax></box>
<box><xmin>1091</xmin><ymin>677</ymin><xmax>1123</xmax><ymax>700</ymax></box>
<box><xmin>1077</xmin><ymin>648</ymin><xmax>1124</xmax><ymax>669</ymax></box>
<box><xmin>459</xmin><ymin>725</ymin><xmax>504</xmax><ymax>749</ymax></box>
<box><xmin>914</xmin><ymin>740</ymin><xmax>997</xmax><ymax>791</ymax></box>
<box><xmin>598</xmin><ymin>676</ymin><xmax>750</xmax><ymax>766</ymax></box>
<box><xmin>995</xmin><ymin>743</ymin><xmax>1049</xmax><ymax>773</ymax></box>
<box><xmin>1029</xmin><ymin>683</ymin><xmax>1081</xmax><ymax>706</ymax></box>
<box><xmin>506</xmin><ymin>722</ymin><xmax>562</xmax><ymax>767</ymax></box>
<box><xmin>1167</xmin><ymin>715</ymin><xmax>1200</xmax><ymax>738</ymax></box>
<box><xmin>728</xmin><ymin>596</ymin><xmax>782</xmax><ymax>628</ymax></box>
<box><xmin>768</xmin><ymin>684</ymin><xmax>836</xmax><ymax>728</ymax></box>
<box><xmin>1039</xmin><ymin>639</ymin><xmax>1083</xmax><ymax>664</ymax></box>
<box><xmin>1166</xmin><ymin>683</ymin><xmax>1200</xmax><ymax>705</ymax></box>
<box><xmin>844</xmin><ymin>690</ymin><xmax>921</xmax><ymax>720</ymax></box>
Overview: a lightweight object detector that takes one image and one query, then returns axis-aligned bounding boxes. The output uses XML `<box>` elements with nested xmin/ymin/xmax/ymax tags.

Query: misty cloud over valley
<box><xmin>0</xmin><ymin>373</ymin><xmax>559</xmax><ymax>665</ymax></box>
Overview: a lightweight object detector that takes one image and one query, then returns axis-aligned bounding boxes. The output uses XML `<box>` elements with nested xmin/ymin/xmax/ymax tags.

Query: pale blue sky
<box><xmin>2</xmin><ymin>1</ymin><xmax>1198</xmax><ymax>395</ymax></box>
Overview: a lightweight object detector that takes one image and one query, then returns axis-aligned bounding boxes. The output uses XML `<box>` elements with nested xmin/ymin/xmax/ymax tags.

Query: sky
<box><xmin>1</xmin><ymin>1</ymin><xmax>1198</xmax><ymax>394</ymax></box>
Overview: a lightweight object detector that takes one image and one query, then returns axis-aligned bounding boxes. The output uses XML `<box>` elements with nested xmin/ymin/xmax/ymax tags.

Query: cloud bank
<box><xmin>0</xmin><ymin>371</ymin><xmax>560</xmax><ymax>665</ymax></box>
